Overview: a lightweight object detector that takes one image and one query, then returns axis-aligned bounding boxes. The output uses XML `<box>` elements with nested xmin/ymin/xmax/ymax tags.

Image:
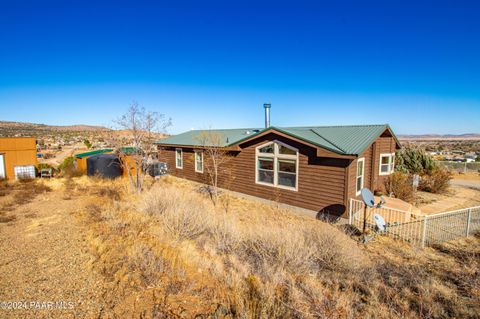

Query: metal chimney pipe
<box><xmin>263</xmin><ymin>103</ymin><xmax>271</xmax><ymax>128</ymax></box>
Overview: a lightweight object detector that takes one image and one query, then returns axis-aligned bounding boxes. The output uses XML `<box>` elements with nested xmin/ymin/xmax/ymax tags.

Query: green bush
<box><xmin>394</xmin><ymin>147</ymin><xmax>451</xmax><ymax>194</ymax></box>
<box><xmin>58</xmin><ymin>156</ymin><xmax>81</xmax><ymax>177</ymax></box>
<box><xmin>395</xmin><ymin>147</ymin><xmax>437</xmax><ymax>175</ymax></box>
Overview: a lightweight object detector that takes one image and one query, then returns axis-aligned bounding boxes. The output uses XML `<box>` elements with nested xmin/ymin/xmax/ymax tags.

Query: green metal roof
<box><xmin>117</xmin><ymin>147</ymin><xmax>139</xmax><ymax>155</ymax></box>
<box><xmin>157</xmin><ymin>128</ymin><xmax>262</xmax><ymax>148</ymax></box>
<box><xmin>75</xmin><ymin>149</ymin><xmax>113</xmax><ymax>158</ymax></box>
<box><xmin>156</xmin><ymin>124</ymin><xmax>399</xmax><ymax>156</ymax></box>
<box><xmin>75</xmin><ymin>147</ymin><xmax>139</xmax><ymax>158</ymax></box>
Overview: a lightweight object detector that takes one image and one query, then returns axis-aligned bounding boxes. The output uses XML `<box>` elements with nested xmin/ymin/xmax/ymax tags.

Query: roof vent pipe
<box><xmin>263</xmin><ymin>103</ymin><xmax>271</xmax><ymax>128</ymax></box>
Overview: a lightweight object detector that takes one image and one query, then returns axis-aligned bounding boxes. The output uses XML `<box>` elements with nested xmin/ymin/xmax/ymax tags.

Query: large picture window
<box><xmin>356</xmin><ymin>158</ymin><xmax>365</xmax><ymax>195</ymax></box>
<box><xmin>379</xmin><ymin>153</ymin><xmax>395</xmax><ymax>175</ymax></box>
<box><xmin>256</xmin><ymin>141</ymin><xmax>298</xmax><ymax>191</ymax></box>
<box><xmin>175</xmin><ymin>148</ymin><xmax>183</xmax><ymax>169</ymax></box>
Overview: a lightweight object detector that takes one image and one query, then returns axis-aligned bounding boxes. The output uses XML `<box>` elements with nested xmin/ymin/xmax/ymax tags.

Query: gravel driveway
<box><xmin>0</xmin><ymin>187</ymin><xmax>106</xmax><ymax>318</ymax></box>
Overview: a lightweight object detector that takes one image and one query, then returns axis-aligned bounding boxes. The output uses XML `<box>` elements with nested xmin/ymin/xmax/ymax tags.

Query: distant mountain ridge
<box><xmin>0</xmin><ymin>121</ymin><xmax>110</xmax><ymax>133</ymax></box>
<box><xmin>398</xmin><ymin>133</ymin><xmax>480</xmax><ymax>140</ymax></box>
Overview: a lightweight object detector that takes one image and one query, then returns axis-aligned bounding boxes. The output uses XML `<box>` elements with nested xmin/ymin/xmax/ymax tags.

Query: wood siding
<box><xmin>159</xmin><ymin>130</ymin><xmax>398</xmax><ymax>219</ymax></box>
<box><xmin>0</xmin><ymin>137</ymin><xmax>37</xmax><ymax>180</ymax></box>
<box><xmin>348</xmin><ymin>132</ymin><xmax>397</xmax><ymax>201</ymax></box>
<box><xmin>159</xmin><ymin>133</ymin><xmax>350</xmax><ymax>217</ymax></box>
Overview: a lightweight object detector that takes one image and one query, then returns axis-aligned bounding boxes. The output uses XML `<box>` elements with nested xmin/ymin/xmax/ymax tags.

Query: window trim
<box><xmin>379</xmin><ymin>153</ymin><xmax>395</xmax><ymax>176</ymax></box>
<box><xmin>175</xmin><ymin>148</ymin><xmax>183</xmax><ymax>169</ymax></box>
<box><xmin>255</xmin><ymin>140</ymin><xmax>299</xmax><ymax>191</ymax></box>
<box><xmin>356</xmin><ymin>157</ymin><xmax>365</xmax><ymax>196</ymax></box>
<box><xmin>194</xmin><ymin>150</ymin><xmax>203</xmax><ymax>173</ymax></box>
<box><xmin>390</xmin><ymin>153</ymin><xmax>395</xmax><ymax>173</ymax></box>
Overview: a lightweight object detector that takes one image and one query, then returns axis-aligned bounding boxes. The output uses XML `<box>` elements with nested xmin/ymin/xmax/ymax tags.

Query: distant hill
<box><xmin>398</xmin><ymin>133</ymin><xmax>480</xmax><ymax>141</ymax></box>
<box><xmin>0</xmin><ymin>121</ymin><xmax>110</xmax><ymax>134</ymax></box>
<box><xmin>0</xmin><ymin>121</ymin><xmax>168</xmax><ymax>140</ymax></box>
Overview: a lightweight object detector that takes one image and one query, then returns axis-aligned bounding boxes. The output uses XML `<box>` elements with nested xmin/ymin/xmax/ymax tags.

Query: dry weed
<box><xmin>73</xmin><ymin>176</ymin><xmax>480</xmax><ymax>318</ymax></box>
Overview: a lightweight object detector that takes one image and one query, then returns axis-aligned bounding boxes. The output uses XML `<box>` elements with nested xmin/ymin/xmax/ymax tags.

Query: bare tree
<box><xmin>114</xmin><ymin>102</ymin><xmax>171</xmax><ymax>192</ymax></box>
<box><xmin>196</xmin><ymin>130</ymin><xmax>233</xmax><ymax>205</ymax></box>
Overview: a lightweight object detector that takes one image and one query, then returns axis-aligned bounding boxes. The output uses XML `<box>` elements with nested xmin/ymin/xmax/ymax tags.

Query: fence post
<box><xmin>466</xmin><ymin>208</ymin><xmax>471</xmax><ymax>237</ymax></box>
<box><xmin>421</xmin><ymin>215</ymin><xmax>428</xmax><ymax>248</ymax></box>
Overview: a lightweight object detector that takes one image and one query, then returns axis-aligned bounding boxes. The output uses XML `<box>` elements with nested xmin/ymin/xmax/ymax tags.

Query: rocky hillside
<box><xmin>0</xmin><ymin>121</ymin><xmax>110</xmax><ymax>136</ymax></box>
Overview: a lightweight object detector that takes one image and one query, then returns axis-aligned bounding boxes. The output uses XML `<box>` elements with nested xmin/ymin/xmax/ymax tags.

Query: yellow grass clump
<box><xmin>71</xmin><ymin>175</ymin><xmax>480</xmax><ymax>318</ymax></box>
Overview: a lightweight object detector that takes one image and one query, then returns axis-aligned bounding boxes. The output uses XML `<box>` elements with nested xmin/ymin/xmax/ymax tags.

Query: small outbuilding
<box><xmin>86</xmin><ymin>154</ymin><xmax>122</xmax><ymax>178</ymax></box>
<box><xmin>0</xmin><ymin>137</ymin><xmax>38</xmax><ymax>180</ymax></box>
<box><xmin>74</xmin><ymin>147</ymin><xmax>139</xmax><ymax>178</ymax></box>
<box><xmin>75</xmin><ymin>149</ymin><xmax>114</xmax><ymax>174</ymax></box>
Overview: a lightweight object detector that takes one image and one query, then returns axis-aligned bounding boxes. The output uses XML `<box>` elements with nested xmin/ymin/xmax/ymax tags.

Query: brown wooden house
<box><xmin>157</xmin><ymin>124</ymin><xmax>400</xmax><ymax>219</ymax></box>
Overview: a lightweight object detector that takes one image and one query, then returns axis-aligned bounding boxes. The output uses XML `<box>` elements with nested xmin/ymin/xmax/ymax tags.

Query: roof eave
<box><xmin>232</xmin><ymin>127</ymin><xmax>357</xmax><ymax>159</ymax></box>
<box><xmin>354</xmin><ymin>124</ymin><xmax>401</xmax><ymax>156</ymax></box>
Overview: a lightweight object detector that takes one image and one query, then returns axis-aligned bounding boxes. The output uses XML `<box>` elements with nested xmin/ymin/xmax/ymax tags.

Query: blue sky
<box><xmin>0</xmin><ymin>1</ymin><xmax>479</xmax><ymax>134</ymax></box>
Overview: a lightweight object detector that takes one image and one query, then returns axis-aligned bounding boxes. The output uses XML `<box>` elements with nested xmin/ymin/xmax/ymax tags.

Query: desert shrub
<box><xmin>384</xmin><ymin>172</ymin><xmax>414</xmax><ymax>202</ymax></box>
<box><xmin>0</xmin><ymin>215</ymin><xmax>16</xmax><ymax>223</ymax></box>
<box><xmin>96</xmin><ymin>185</ymin><xmax>121</xmax><ymax>200</ymax></box>
<box><xmin>238</xmin><ymin>223</ymin><xmax>368</xmax><ymax>279</ymax></box>
<box><xmin>241</xmin><ymin>226</ymin><xmax>317</xmax><ymax>276</ymax></box>
<box><xmin>395</xmin><ymin>147</ymin><xmax>437</xmax><ymax>174</ymax></box>
<box><xmin>394</xmin><ymin>147</ymin><xmax>452</xmax><ymax>194</ymax></box>
<box><xmin>140</xmin><ymin>185</ymin><xmax>211</xmax><ymax>240</ymax></box>
<box><xmin>419</xmin><ymin>167</ymin><xmax>452</xmax><ymax>193</ymax></box>
<box><xmin>208</xmin><ymin>215</ymin><xmax>241</xmax><ymax>254</ymax></box>
<box><xmin>0</xmin><ymin>179</ymin><xmax>9</xmax><ymax>196</ymax></box>
<box><xmin>9</xmin><ymin>180</ymin><xmax>52</xmax><ymax>206</ymax></box>
<box><xmin>128</xmin><ymin>243</ymin><xmax>167</xmax><ymax>287</ymax></box>
<box><xmin>58</xmin><ymin>156</ymin><xmax>75</xmax><ymax>170</ymax></box>
<box><xmin>58</xmin><ymin>156</ymin><xmax>82</xmax><ymax>177</ymax></box>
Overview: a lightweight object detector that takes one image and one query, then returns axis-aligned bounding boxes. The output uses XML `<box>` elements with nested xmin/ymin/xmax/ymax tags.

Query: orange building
<box><xmin>0</xmin><ymin>137</ymin><xmax>38</xmax><ymax>180</ymax></box>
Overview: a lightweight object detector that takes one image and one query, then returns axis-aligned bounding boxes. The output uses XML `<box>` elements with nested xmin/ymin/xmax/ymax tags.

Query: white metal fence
<box><xmin>349</xmin><ymin>199</ymin><xmax>480</xmax><ymax>247</ymax></box>
<box><xmin>437</xmin><ymin>161</ymin><xmax>480</xmax><ymax>173</ymax></box>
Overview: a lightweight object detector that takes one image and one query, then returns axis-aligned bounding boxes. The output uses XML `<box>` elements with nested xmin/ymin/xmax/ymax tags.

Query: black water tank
<box><xmin>87</xmin><ymin>154</ymin><xmax>122</xmax><ymax>178</ymax></box>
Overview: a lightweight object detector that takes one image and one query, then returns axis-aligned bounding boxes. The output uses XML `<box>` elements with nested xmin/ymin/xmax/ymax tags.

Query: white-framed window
<box><xmin>390</xmin><ymin>153</ymin><xmax>395</xmax><ymax>173</ymax></box>
<box><xmin>175</xmin><ymin>148</ymin><xmax>183</xmax><ymax>169</ymax></box>
<box><xmin>356</xmin><ymin>158</ymin><xmax>365</xmax><ymax>196</ymax></box>
<box><xmin>379</xmin><ymin>153</ymin><xmax>395</xmax><ymax>175</ymax></box>
<box><xmin>194</xmin><ymin>150</ymin><xmax>203</xmax><ymax>173</ymax></box>
<box><xmin>255</xmin><ymin>140</ymin><xmax>298</xmax><ymax>191</ymax></box>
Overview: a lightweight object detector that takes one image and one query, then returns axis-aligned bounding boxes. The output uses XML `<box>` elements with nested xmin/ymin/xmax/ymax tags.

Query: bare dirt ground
<box><xmin>452</xmin><ymin>171</ymin><xmax>480</xmax><ymax>181</ymax></box>
<box><xmin>0</xmin><ymin>181</ymin><xmax>106</xmax><ymax>318</ymax></box>
<box><xmin>0</xmin><ymin>177</ymin><xmax>479</xmax><ymax>318</ymax></box>
<box><xmin>416</xmin><ymin>184</ymin><xmax>480</xmax><ymax>214</ymax></box>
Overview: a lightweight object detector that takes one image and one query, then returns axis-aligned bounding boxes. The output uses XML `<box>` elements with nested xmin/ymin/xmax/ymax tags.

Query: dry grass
<box><xmin>73</xmin><ymin>175</ymin><xmax>480</xmax><ymax>318</ymax></box>
<box><xmin>0</xmin><ymin>179</ymin><xmax>52</xmax><ymax>219</ymax></box>
<box><xmin>452</xmin><ymin>171</ymin><xmax>480</xmax><ymax>181</ymax></box>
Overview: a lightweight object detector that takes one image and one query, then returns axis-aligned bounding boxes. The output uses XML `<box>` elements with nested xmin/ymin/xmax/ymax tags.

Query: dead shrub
<box><xmin>208</xmin><ymin>215</ymin><xmax>241</xmax><ymax>254</ymax></box>
<box><xmin>384</xmin><ymin>172</ymin><xmax>414</xmax><ymax>202</ymax></box>
<box><xmin>128</xmin><ymin>244</ymin><xmax>167</xmax><ymax>287</ymax></box>
<box><xmin>96</xmin><ymin>186</ymin><xmax>121</xmax><ymax>201</ymax></box>
<box><xmin>240</xmin><ymin>224</ymin><xmax>367</xmax><ymax>279</ymax></box>
<box><xmin>9</xmin><ymin>181</ymin><xmax>52</xmax><ymax>206</ymax></box>
<box><xmin>419</xmin><ymin>168</ymin><xmax>452</xmax><ymax>194</ymax></box>
<box><xmin>85</xmin><ymin>204</ymin><xmax>104</xmax><ymax>223</ymax></box>
<box><xmin>0</xmin><ymin>180</ymin><xmax>8</xmax><ymax>196</ymax></box>
<box><xmin>0</xmin><ymin>215</ymin><xmax>16</xmax><ymax>223</ymax></box>
<box><xmin>140</xmin><ymin>185</ymin><xmax>211</xmax><ymax>240</ymax></box>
